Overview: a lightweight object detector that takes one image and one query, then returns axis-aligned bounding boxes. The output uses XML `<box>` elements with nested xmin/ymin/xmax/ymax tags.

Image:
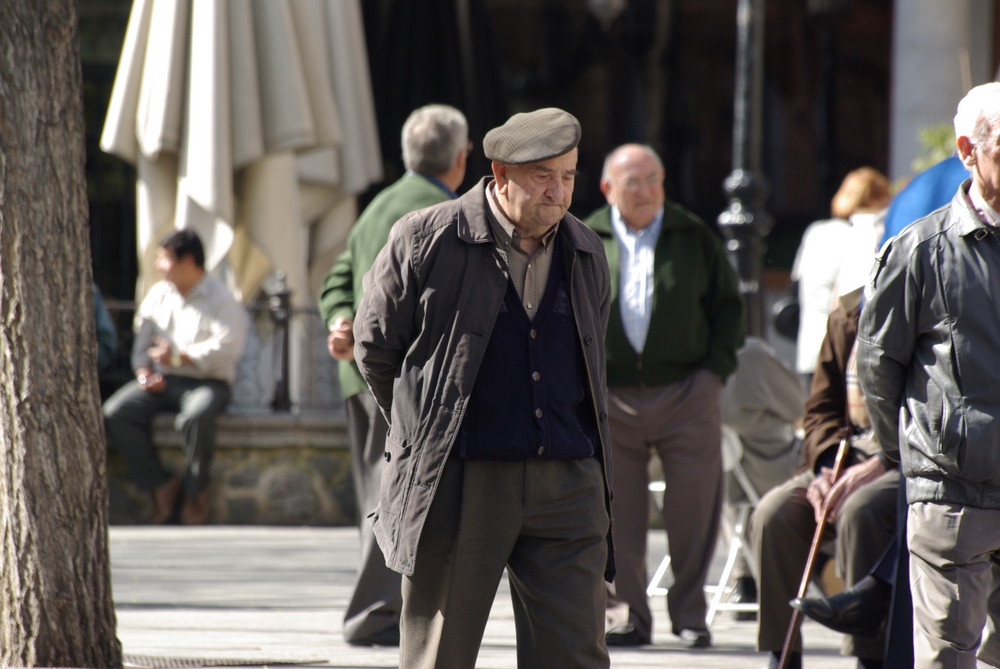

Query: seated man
<box><xmin>104</xmin><ymin>230</ymin><xmax>248</xmax><ymax>524</ymax></box>
<box><xmin>751</xmin><ymin>302</ymin><xmax>898</xmax><ymax>669</ymax></box>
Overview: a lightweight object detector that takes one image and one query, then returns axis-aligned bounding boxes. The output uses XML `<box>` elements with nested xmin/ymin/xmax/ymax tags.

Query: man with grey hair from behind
<box><xmin>318</xmin><ymin>103</ymin><xmax>469</xmax><ymax>647</ymax></box>
<box><xmin>858</xmin><ymin>81</ymin><xmax>1000</xmax><ymax>669</ymax></box>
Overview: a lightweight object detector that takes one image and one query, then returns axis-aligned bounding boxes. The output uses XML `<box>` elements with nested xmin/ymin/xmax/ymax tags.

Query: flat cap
<box><xmin>483</xmin><ymin>108</ymin><xmax>581</xmax><ymax>164</ymax></box>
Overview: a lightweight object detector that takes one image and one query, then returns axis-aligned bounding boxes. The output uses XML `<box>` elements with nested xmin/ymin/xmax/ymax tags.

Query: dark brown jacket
<box><xmin>800</xmin><ymin>304</ymin><xmax>860</xmax><ymax>474</ymax></box>
<box><xmin>354</xmin><ymin>177</ymin><xmax>614</xmax><ymax>579</ymax></box>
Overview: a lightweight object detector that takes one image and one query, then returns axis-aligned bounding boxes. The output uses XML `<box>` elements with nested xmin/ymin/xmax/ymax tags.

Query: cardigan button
<box><xmin>383</xmin><ymin>451</ymin><xmax>391</xmax><ymax>462</ymax></box>
<box><xmin>584</xmin><ymin>334</ymin><xmax>593</xmax><ymax>346</ymax></box>
<box><xmin>531</xmin><ymin>371</ymin><xmax>541</xmax><ymax>381</ymax></box>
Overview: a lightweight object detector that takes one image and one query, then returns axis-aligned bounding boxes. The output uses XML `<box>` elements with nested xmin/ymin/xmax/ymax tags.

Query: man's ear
<box><xmin>491</xmin><ymin>161</ymin><xmax>508</xmax><ymax>190</ymax></box>
<box><xmin>599</xmin><ymin>178</ymin><xmax>612</xmax><ymax>201</ymax></box>
<box><xmin>957</xmin><ymin>136</ymin><xmax>976</xmax><ymax>167</ymax></box>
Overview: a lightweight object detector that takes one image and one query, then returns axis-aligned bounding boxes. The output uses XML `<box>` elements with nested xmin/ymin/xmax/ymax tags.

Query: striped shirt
<box><xmin>611</xmin><ymin>205</ymin><xmax>664</xmax><ymax>353</ymax></box>
<box><xmin>486</xmin><ymin>181</ymin><xmax>558</xmax><ymax>319</ymax></box>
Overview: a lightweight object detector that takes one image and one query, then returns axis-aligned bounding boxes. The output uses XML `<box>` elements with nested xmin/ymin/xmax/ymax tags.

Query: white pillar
<box><xmin>889</xmin><ymin>0</ymin><xmax>995</xmax><ymax>181</ymax></box>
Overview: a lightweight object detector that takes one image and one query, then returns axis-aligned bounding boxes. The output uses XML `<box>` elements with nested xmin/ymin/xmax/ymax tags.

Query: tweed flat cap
<box><xmin>483</xmin><ymin>108</ymin><xmax>581</xmax><ymax>164</ymax></box>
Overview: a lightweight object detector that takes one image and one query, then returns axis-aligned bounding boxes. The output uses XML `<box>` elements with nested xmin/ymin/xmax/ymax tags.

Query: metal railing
<box><xmin>103</xmin><ymin>277</ymin><xmax>342</xmax><ymax>414</ymax></box>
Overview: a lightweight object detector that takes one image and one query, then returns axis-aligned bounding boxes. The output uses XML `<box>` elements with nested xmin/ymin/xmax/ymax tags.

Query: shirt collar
<box><xmin>486</xmin><ymin>181</ymin><xmax>559</xmax><ymax>248</ymax></box>
<box><xmin>410</xmin><ymin>170</ymin><xmax>458</xmax><ymax>199</ymax></box>
<box><xmin>610</xmin><ymin>205</ymin><xmax>664</xmax><ymax>240</ymax></box>
<box><xmin>170</xmin><ymin>273</ymin><xmax>210</xmax><ymax>301</ymax></box>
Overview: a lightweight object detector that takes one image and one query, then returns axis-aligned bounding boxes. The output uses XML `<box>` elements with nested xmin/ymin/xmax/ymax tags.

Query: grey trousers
<box><xmin>908</xmin><ymin>501</ymin><xmax>1000</xmax><ymax>669</ymax></box>
<box><xmin>342</xmin><ymin>392</ymin><xmax>401</xmax><ymax>642</ymax></box>
<box><xmin>401</xmin><ymin>456</ymin><xmax>610</xmax><ymax>669</ymax></box>
<box><xmin>605</xmin><ymin>370</ymin><xmax>724</xmax><ymax>640</ymax></box>
<box><xmin>103</xmin><ymin>375</ymin><xmax>231</xmax><ymax>495</ymax></box>
<box><xmin>752</xmin><ymin>467</ymin><xmax>898</xmax><ymax>659</ymax></box>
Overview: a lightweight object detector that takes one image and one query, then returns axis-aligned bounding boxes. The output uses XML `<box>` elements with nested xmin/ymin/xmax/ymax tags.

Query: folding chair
<box><xmin>704</xmin><ymin>425</ymin><xmax>761</xmax><ymax>624</ymax></box>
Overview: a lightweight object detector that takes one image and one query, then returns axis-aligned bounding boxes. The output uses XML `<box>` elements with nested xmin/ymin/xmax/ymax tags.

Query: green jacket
<box><xmin>584</xmin><ymin>203</ymin><xmax>745</xmax><ymax>387</ymax></box>
<box><xmin>318</xmin><ymin>172</ymin><xmax>453</xmax><ymax>398</ymax></box>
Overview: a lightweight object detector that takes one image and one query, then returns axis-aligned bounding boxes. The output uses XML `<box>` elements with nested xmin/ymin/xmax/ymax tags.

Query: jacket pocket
<box><xmin>379</xmin><ymin>431</ymin><xmax>414</xmax><ymax>523</ymax></box>
<box><xmin>952</xmin><ymin>406</ymin><xmax>1000</xmax><ymax>486</ymax></box>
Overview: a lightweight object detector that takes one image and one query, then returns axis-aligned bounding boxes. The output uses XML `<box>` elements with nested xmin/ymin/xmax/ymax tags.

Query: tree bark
<box><xmin>0</xmin><ymin>1</ymin><xmax>122</xmax><ymax>666</ymax></box>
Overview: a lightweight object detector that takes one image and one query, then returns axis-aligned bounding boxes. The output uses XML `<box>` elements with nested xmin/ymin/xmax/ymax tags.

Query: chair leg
<box><xmin>705</xmin><ymin>503</ymin><xmax>760</xmax><ymax>625</ymax></box>
<box><xmin>646</xmin><ymin>554</ymin><xmax>673</xmax><ymax>597</ymax></box>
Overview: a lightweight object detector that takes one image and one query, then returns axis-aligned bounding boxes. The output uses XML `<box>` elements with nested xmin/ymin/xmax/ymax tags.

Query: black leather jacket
<box><xmin>859</xmin><ymin>180</ymin><xmax>1000</xmax><ymax>508</ymax></box>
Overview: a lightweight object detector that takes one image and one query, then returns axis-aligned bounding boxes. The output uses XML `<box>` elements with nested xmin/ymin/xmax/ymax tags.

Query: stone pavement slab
<box><xmin>110</xmin><ymin>526</ymin><xmax>856</xmax><ymax>669</ymax></box>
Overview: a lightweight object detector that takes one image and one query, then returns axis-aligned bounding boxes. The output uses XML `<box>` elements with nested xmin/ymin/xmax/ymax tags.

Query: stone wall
<box><xmin>108</xmin><ymin>412</ymin><xmax>356</xmax><ymax>526</ymax></box>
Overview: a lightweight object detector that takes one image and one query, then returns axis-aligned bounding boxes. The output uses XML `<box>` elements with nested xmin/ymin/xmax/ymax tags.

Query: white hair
<box><xmin>401</xmin><ymin>105</ymin><xmax>468</xmax><ymax>175</ymax></box>
<box><xmin>954</xmin><ymin>82</ymin><xmax>1000</xmax><ymax>146</ymax></box>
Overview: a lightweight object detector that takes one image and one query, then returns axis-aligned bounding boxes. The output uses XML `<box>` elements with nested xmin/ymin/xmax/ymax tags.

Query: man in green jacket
<box><xmin>317</xmin><ymin>104</ymin><xmax>469</xmax><ymax>646</ymax></box>
<box><xmin>585</xmin><ymin>143</ymin><xmax>745</xmax><ymax>649</ymax></box>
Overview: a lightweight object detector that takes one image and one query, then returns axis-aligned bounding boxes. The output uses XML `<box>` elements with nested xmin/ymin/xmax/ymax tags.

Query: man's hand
<box><xmin>136</xmin><ymin>369</ymin><xmax>166</xmax><ymax>393</ymax></box>
<box><xmin>327</xmin><ymin>317</ymin><xmax>355</xmax><ymax>361</ymax></box>
<box><xmin>806</xmin><ymin>456</ymin><xmax>888</xmax><ymax>524</ymax></box>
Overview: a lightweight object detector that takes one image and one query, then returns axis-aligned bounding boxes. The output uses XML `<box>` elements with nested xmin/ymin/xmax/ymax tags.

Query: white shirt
<box><xmin>791</xmin><ymin>217</ymin><xmax>853</xmax><ymax>374</ymax></box>
<box><xmin>611</xmin><ymin>205</ymin><xmax>663</xmax><ymax>353</ymax></box>
<box><xmin>132</xmin><ymin>275</ymin><xmax>248</xmax><ymax>384</ymax></box>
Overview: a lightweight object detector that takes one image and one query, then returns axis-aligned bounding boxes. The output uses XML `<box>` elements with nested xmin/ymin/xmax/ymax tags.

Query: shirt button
<box><xmin>531</xmin><ymin>371</ymin><xmax>541</xmax><ymax>381</ymax></box>
<box><xmin>530</xmin><ymin>329</ymin><xmax>538</xmax><ymax>339</ymax></box>
<box><xmin>526</xmin><ymin>303</ymin><xmax>533</xmax><ymax>311</ymax></box>
<box><xmin>537</xmin><ymin>446</ymin><xmax>545</xmax><ymax>456</ymax></box>
<box><xmin>535</xmin><ymin>408</ymin><xmax>544</xmax><ymax>419</ymax></box>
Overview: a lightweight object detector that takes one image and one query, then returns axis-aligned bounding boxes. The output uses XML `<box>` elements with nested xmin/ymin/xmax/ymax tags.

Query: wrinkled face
<box><xmin>601</xmin><ymin>147</ymin><xmax>665</xmax><ymax>230</ymax></box>
<box><xmin>963</xmin><ymin>123</ymin><xmax>1000</xmax><ymax>212</ymax></box>
<box><xmin>493</xmin><ymin>149</ymin><xmax>578</xmax><ymax>237</ymax></box>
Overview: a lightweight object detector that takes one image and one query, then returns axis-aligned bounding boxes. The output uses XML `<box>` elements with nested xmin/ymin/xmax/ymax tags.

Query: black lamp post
<box><xmin>268</xmin><ymin>271</ymin><xmax>292</xmax><ymax>413</ymax></box>
<box><xmin>718</xmin><ymin>0</ymin><xmax>772</xmax><ymax>337</ymax></box>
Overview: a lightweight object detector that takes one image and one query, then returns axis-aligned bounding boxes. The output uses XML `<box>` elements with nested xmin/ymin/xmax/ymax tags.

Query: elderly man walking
<box><xmin>858</xmin><ymin>81</ymin><xmax>1000</xmax><ymax>668</ymax></box>
<box><xmin>354</xmin><ymin>108</ymin><xmax>614</xmax><ymax>668</ymax></box>
<box><xmin>318</xmin><ymin>104</ymin><xmax>469</xmax><ymax>647</ymax></box>
<box><xmin>585</xmin><ymin>143</ymin><xmax>745</xmax><ymax>648</ymax></box>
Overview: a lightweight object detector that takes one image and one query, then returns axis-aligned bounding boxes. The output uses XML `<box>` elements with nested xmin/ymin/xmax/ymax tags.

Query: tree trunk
<box><xmin>0</xmin><ymin>1</ymin><xmax>122</xmax><ymax>666</ymax></box>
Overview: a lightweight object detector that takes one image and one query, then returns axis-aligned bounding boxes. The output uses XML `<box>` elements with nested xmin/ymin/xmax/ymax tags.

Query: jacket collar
<box><xmin>953</xmin><ymin>178</ymin><xmax>1000</xmax><ymax>240</ymax></box>
<box><xmin>587</xmin><ymin>202</ymin><xmax>697</xmax><ymax>236</ymax></box>
<box><xmin>456</xmin><ymin>176</ymin><xmax>600</xmax><ymax>255</ymax></box>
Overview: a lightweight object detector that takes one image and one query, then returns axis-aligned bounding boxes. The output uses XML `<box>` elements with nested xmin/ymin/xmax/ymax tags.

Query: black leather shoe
<box><xmin>734</xmin><ymin>575</ymin><xmax>758</xmax><ymax>621</ymax></box>
<box><xmin>675</xmin><ymin>627</ymin><xmax>712</xmax><ymax>648</ymax></box>
<box><xmin>605</xmin><ymin>625</ymin><xmax>650</xmax><ymax>646</ymax></box>
<box><xmin>789</xmin><ymin>575</ymin><xmax>889</xmax><ymax>637</ymax></box>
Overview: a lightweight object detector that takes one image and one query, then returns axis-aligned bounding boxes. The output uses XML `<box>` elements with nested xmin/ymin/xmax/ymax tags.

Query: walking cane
<box><xmin>777</xmin><ymin>435</ymin><xmax>852</xmax><ymax>669</ymax></box>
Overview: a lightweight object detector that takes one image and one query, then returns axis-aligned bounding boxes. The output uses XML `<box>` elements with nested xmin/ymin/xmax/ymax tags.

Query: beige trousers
<box><xmin>605</xmin><ymin>369</ymin><xmax>724</xmax><ymax>641</ymax></box>
<box><xmin>908</xmin><ymin>501</ymin><xmax>1000</xmax><ymax>669</ymax></box>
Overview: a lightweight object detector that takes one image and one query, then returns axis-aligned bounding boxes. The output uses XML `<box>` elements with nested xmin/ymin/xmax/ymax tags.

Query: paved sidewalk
<box><xmin>111</xmin><ymin>526</ymin><xmax>855</xmax><ymax>669</ymax></box>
